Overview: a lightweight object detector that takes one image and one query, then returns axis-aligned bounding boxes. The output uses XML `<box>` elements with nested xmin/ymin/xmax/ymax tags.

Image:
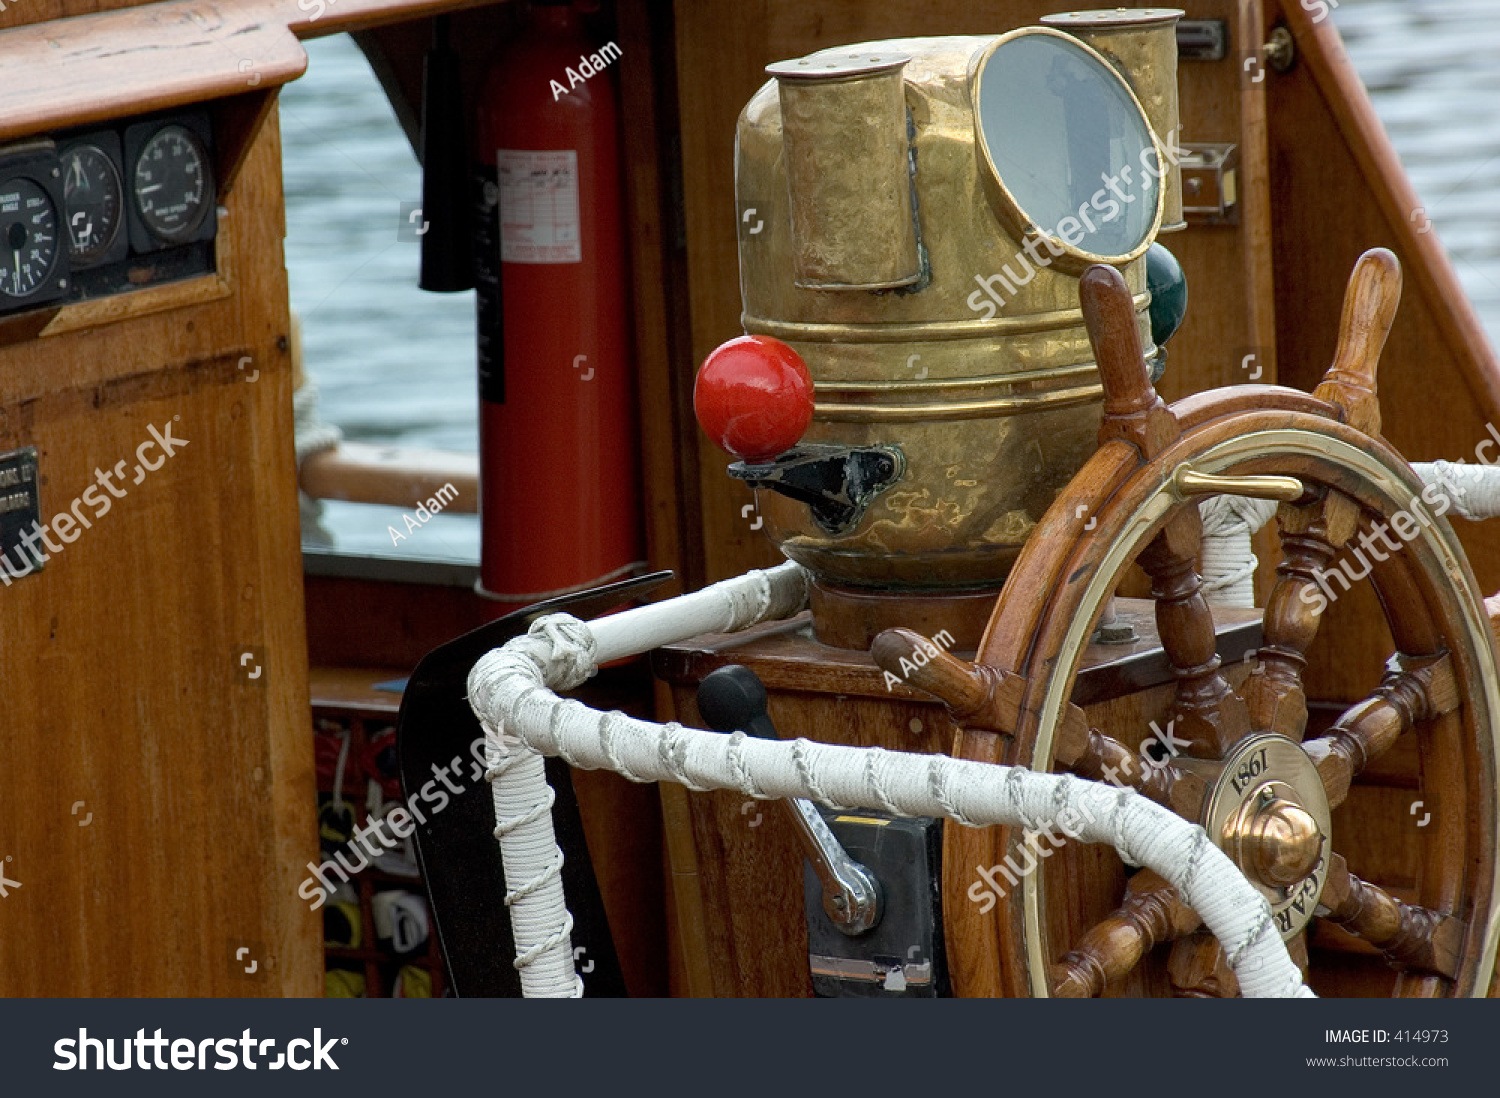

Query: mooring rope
<box><xmin>467</xmin><ymin>562</ymin><xmax>1313</xmax><ymax>999</ymax></box>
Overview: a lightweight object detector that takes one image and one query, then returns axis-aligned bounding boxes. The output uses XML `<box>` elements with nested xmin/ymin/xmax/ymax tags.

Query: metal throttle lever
<box><xmin>697</xmin><ymin>664</ymin><xmax>883</xmax><ymax>936</ymax></box>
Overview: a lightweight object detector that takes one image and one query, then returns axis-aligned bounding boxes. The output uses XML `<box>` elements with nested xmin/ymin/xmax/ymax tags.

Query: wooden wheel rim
<box><xmin>986</xmin><ymin>420</ymin><xmax>1500</xmax><ymax>997</ymax></box>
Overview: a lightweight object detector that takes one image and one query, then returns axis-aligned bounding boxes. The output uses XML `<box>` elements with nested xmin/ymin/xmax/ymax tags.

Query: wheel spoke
<box><xmin>1064</xmin><ymin>727</ymin><xmax>1205</xmax><ymax>817</ymax></box>
<box><xmin>1243</xmin><ymin>503</ymin><xmax>1360</xmax><ymax>740</ymax></box>
<box><xmin>1303</xmin><ymin>654</ymin><xmax>1458</xmax><ymax>808</ymax></box>
<box><xmin>1244</xmin><ymin>250</ymin><xmax>1400</xmax><ymax>741</ymax></box>
<box><xmin>871</xmin><ymin>628</ymin><xmax>1208</xmax><ymax>813</ymax></box>
<box><xmin>1050</xmin><ymin>871</ymin><xmax>1199</xmax><ymax>997</ymax></box>
<box><xmin>1318</xmin><ymin>854</ymin><xmax>1464</xmax><ymax>979</ymax></box>
<box><xmin>1137</xmin><ymin>517</ymin><xmax>1251</xmax><ymax>757</ymax></box>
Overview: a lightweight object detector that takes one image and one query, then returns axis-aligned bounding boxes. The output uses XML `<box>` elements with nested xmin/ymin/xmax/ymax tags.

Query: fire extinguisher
<box><xmin>473</xmin><ymin>0</ymin><xmax>641</xmax><ymax>610</ymax></box>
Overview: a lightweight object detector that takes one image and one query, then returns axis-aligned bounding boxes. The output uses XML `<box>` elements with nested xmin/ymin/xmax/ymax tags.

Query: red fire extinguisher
<box><xmin>473</xmin><ymin>0</ymin><xmax>641</xmax><ymax>610</ymax></box>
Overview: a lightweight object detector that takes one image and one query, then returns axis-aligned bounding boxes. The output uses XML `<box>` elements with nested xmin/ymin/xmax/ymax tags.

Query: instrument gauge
<box><xmin>132</xmin><ymin>124</ymin><xmax>213</xmax><ymax>245</ymax></box>
<box><xmin>0</xmin><ymin>176</ymin><xmax>63</xmax><ymax>301</ymax></box>
<box><xmin>61</xmin><ymin>143</ymin><xmax>124</xmax><ymax>267</ymax></box>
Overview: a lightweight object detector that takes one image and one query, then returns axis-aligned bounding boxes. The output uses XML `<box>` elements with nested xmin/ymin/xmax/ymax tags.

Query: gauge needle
<box><xmin>11</xmin><ymin>251</ymin><xmax>19</xmax><ymax>294</ymax></box>
<box><xmin>138</xmin><ymin>184</ymin><xmax>163</xmax><ymax>194</ymax></box>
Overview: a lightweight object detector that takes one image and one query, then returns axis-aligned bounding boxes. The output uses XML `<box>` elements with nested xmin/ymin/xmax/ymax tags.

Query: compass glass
<box><xmin>973</xmin><ymin>30</ymin><xmax>1160</xmax><ymax>260</ymax></box>
<box><xmin>61</xmin><ymin>144</ymin><xmax>124</xmax><ymax>267</ymax></box>
<box><xmin>133</xmin><ymin>125</ymin><xmax>212</xmax><ymax>244</ymax></box>
<box><xmin>0</xmin><ymin>177</ymin><xmax>61</xmax><ymax>300</ymax></box>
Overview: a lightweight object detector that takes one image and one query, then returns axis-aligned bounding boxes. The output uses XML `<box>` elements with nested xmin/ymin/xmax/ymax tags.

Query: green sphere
<box><xmin>1146</xmin><ymin>243</ymin><xmax>1188</xmax><ymax>349</ymax></box>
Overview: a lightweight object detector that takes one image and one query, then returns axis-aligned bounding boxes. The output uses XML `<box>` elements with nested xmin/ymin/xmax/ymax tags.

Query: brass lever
<box><xmin>1172</xmin><ymin>466</ymin><xmax>1305</xmax><ymax>503</ymax></box>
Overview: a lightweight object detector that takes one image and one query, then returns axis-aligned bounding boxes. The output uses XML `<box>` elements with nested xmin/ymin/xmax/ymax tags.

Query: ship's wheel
<box><xmin>875</xmin><ymin>250</ymin><xmax>1500</xmax><ymax>997</ymax></box>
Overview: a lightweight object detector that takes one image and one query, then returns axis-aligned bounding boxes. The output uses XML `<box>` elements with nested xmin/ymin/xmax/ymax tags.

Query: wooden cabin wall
<box><xmin>673</xmin><ymin>0</ymin><xmax>1278</xmax><ymax>588</ymax></box>
<box><xmin>1262</xmin><ymin>0</ymin><xmax>1500</xmax><ymax>703</ymax></box>
<box><xmin>0</xmin><ymin>100</ymin><xmax>321</xmax><ymax>996</ymax></box>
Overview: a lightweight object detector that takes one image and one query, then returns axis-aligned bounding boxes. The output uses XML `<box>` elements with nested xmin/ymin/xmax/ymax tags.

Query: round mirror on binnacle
<box><xmin>972</xmin><ymin>28</ymin><xmax>1162</xmax><ymax>269</ymax></box>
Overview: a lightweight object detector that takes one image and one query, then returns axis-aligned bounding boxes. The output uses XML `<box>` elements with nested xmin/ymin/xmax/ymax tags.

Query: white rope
<box><xmin>474</xmin><ymin>563</ymin><xmax>812</xmax><ymax>997</ymax></box>
<box><xmin>586</xmin><ymin>560</ymin><xmax>809</xmax><ymax>666</ymax></box>
<box><xmin>466</xmin><ymin>568</ymin><xmax>1313</xmax><ymax>999</ymax></box>
<box><xmin>1197</xmin><ymin>462</ymin><xmax>1500</xmax><ymax>610</ymax></box>
<box><xmin>1413</xmin><ymin>460</ymin><xmax>1500</xmax><ymax>521</ymax></box>
<box><xmin>1199</xmin><ymin>495</ymin><xmax>1279</xmax><ymax>608</ymax></box>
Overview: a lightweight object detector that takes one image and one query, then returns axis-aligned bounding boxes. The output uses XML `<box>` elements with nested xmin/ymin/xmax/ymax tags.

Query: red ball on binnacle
<box><xmin>694</xmin><ymin>335</ymin><xmax>814</xmax><ymax>463</ymax></box>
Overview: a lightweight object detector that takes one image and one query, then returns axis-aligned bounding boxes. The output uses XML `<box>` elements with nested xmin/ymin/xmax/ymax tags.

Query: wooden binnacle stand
<box><xmin>663</xmin><ymin>249</ymin><xmax>1500</xmax><ymax>998</ymax></box>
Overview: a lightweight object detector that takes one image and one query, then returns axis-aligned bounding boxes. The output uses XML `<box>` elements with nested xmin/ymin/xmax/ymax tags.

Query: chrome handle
<box><xmin>696</xmin><ymin>664</ymin><xmax>883</xmax><ymax>936</ymax></box>
<box><xmin>789</xmin><ymin>799</ymin><xmax>883</xmax><ymax>935</ymax></box>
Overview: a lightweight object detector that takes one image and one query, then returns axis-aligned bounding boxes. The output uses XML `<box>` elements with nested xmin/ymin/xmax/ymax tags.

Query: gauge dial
<box><xmin>133</xmin><ymin>125</ymin><xmax>212</xmax><ymax>244</ymax></box>
<box><xmin>61</xmin><ymin>144</ymin><xmax>124</xmax><ymax>267</ymax></box>
<box><xmin>0</xmin><ymin>177</ymin><xmax>61</xmax><ymax>300</ymax></box>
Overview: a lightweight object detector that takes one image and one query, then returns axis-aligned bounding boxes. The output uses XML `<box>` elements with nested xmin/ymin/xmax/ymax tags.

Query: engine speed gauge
<box><xmin>132</xmin><ymin>124</ymin><xmax>213</xmax><ymax>245</ymax></box>
<box><xmin>0</xmin><ymin>177</ymin><xmax>63</xmax><ymax>301</ymax></box>
<box><xmin>61</xmin><ymin>143</ymin><xmax>124</xmax><ymax>267</ymax></box>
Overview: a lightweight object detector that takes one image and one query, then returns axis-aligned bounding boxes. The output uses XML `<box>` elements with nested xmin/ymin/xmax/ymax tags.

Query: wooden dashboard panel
<box><xmin>0</xmin><ymin>101</ymin><xmax>320</xmax><ymax>996</ymax></box>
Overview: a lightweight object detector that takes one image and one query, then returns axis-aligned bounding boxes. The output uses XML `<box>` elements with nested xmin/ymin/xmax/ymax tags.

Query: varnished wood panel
<box><xmin>0</xmin><ymin>0</ymin><xmax>505</xmax><ymax>42</ymax></box>
<box><xmin>0</xmin><ymin>104</ymin><xmax>319</xmax><ymax>996</ymax></box>
<box><xmin>0</xmin><ymin>0</ymin><xmax>307</xmax><ymax>143</ymax></box>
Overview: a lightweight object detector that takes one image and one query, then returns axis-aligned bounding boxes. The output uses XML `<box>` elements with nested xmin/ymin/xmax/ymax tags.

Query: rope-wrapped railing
<box><xmin>466</xmin><ymin>560</ymin><xmax>1313</xmax><ymax>999</ymax></box>
<box><xmin>1197</xmin><ymin>462</ymin><xmax>1500</xmax><ymax>610</ymax></box>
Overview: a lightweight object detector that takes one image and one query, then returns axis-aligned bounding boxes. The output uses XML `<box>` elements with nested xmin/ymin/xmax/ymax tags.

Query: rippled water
<box><xmin>281</xmin><ymin>35</ymin><xmax>479</xmax><ymax>559</ymax></box>
<box><xmin>1337</xmin><ymin>0</ymin><xmax>1500</xmax><ymax>337</ymax></box>
<box><xmin>280</xmin><ymin>7</ymin><xmax>1500</xmax><ymax>558</ymax></box>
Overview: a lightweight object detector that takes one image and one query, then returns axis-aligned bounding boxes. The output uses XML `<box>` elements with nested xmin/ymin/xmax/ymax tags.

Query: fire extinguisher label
<box><xmin>497</xmin><ymin>149</ymin><xmax>582</xmax><ymax>264</ymax></box>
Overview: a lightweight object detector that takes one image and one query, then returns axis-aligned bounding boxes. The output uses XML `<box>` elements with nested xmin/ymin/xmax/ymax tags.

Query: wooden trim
<box><xmin>1237</xmin><ymin>0</ymin><xmax>1280</xmax><ymax>389</ymax></box>
<box><xmin>0</xmin><ymin>0</ymin><xmax>308</xmax><ymax>144</ymax></box>
<box><xmin>37</xmin><ymin>272</ymin><xmax>232</xmax><ymax>339</ymax></box>
<box><xmin>300</xmin><ymin>441</ymin><xmax>479</xmax><ymax>513</ymax></box>
<box><xmin>286</xmin><ymin>0</ymin><xmax>503</xmax><ymax>41</ymax></box>
<box><xmin>617</xmin><ymin>0</ymin><xmax>702</xmax><ymax>598</ymax></box>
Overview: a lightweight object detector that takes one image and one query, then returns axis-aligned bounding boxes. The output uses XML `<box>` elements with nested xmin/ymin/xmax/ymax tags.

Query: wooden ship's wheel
<box><xmin>879</xmin><ymin>249</ymin><xmax>1500</xmax><ymax>996</ymax></box>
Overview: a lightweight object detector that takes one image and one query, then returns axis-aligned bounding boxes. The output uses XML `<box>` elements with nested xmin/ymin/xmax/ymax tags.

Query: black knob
<box><xmin>696</xmin><ymin>664</ymin><xmax>779</xmax><ymax>740</ymax></box>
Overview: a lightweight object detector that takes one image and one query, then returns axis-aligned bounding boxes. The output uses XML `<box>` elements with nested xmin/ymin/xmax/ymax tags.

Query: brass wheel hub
<box><xmin>1199</xmin><ymin>733</ymin><xmax>1332</xmax><ymax>938</ymax></box>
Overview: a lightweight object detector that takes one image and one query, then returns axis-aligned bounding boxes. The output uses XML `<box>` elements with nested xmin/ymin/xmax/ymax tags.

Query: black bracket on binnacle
<box><xmin>728</xmin><ymin>444</ymin><xmax>906</xmax><ymax>536</ymax></box>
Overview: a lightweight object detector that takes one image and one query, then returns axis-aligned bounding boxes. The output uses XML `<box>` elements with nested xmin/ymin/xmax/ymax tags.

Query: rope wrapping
<box><xmin>1413</xmin><ymin>460</ymin><xmax>1500</xmax><ymax>521</ymax></box>
<box><xmin>467</xmin><ymin>562</ymin><xmax>1315</xmax><ymax>999</ymax></box>
<box><xmin>1199</xmin><ymin>495</ymin><xmax>1278</xmax><ymax>608</ymax></box>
